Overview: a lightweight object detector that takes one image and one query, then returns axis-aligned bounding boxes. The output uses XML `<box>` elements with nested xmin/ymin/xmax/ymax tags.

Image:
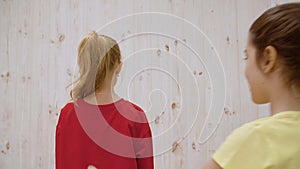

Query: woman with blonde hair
<box><xmin>55</xmin><ymin>32</ymin><xmax>154</xmax><ymax>169</ymax></box>
<box><xmin>203</xmin><ymin>2</ymin><xmax>300</xmax><ymax>169</ymax></box>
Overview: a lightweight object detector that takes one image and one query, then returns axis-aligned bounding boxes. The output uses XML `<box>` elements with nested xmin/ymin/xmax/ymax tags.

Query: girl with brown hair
<box><xmin>203</xmin><ymin>2</ymin><xmax>300</xmax><ymax>169</ymax></box>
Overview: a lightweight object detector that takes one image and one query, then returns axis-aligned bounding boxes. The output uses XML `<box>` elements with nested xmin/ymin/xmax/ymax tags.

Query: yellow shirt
<box><xmin>213</xmin><ymin>111</ymin><xmax>300</xmax><ymax>169</ymax></box>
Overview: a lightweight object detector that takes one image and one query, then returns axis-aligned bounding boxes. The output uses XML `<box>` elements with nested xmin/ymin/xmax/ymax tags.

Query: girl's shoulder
<box><xmin>120</xmin><ymin>99</ymin><xmax>149</xmax><ymax>122</ymax></box>
<box><xmin>58</xmin><ymin>101</ymin><xmax>77</xmax><ymax>119</ymax></box>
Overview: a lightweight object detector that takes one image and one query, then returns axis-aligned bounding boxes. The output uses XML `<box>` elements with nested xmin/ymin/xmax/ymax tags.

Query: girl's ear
<box><xmin>262</xmin><ymin>45</ymin><xmax>278</xmax><ymax>73</ymax></box>
<box><xmin>115</xmin><ymin>61</ymin><xmax>123</xmax><ymax>74</ymax></box>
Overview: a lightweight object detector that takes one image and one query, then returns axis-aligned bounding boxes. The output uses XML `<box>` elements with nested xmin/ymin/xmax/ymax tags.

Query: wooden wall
<box><xmin>0</xmin><ymin>0</ymin><xmax>296</xmax><ymax>168</ymax></box>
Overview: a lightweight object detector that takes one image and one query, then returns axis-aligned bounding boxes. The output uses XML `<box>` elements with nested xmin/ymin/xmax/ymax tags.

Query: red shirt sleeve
<box><xmin>55</xmin><ymin>103</ymin><xmax>86</xmax><ymax>169</ymax></box>
<box><xmin>130</xmin><ymin>104</ymin><xmax>154</xmax><ymax>169</ymax></box>
<box><xmin>55</xmin><ymin>104</ymin><xmax>65</xmax><ymax>169</ymax></box>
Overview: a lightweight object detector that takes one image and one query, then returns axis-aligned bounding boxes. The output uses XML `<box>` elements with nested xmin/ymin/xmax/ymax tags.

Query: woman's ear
<box><xmin>262</xmin><ymin>45</ymin><xmax>278</xmax><ymax>73</ymax></box>
<box><xmin>114</xmin><ymin>61</ymin><xmax>123</xmax><ymax>75</ymax></box>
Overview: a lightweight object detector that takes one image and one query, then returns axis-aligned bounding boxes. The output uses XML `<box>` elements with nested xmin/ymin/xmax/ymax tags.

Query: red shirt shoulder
<box><xmin>56</xmin><ymin>102</ymin><xmax>76</xmax><ymax>128</ymax></box>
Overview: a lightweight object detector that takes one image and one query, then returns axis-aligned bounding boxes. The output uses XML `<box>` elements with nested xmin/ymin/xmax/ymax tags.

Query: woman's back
<box><xmin>213</xmin><ymin>110</ymin><xmax>300</xmax><ymax>169</ymax></box>
<box><xmin>56</xmin><ymin>99</ymin><xmax>153</xmax><ymax>169</ymax></box>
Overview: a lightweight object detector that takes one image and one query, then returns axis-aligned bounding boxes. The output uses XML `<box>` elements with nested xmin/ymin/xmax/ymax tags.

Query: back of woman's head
<box><xmin>249</xmin><ymin>2</ymin><xmax>300</xmax><ymax>90</ymax></box>
<box><xmin>70</xmin><ymin>31</ymin><xmax>121</xmax><ymax>101</ymax></box>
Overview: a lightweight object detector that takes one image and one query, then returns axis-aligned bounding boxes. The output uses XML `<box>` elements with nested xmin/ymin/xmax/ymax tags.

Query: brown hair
<box><xmin>69</xmin><ymin>31</ymin><xmax>121</xmax><ymax>101</ymax></box>
<box><xmin>249</xmin><ymin>2</ymin><xmax>300</xmax><ymax>89</ymax></box>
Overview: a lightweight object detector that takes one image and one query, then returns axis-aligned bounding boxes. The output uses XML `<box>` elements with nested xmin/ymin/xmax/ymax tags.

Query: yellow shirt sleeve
<box><xmin>212</xmin><ymin>122</ymin><xmax>273</xmax><ymax>169</ymax></box>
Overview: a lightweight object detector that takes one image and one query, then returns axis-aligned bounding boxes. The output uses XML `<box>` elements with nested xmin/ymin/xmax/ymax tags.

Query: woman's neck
<box><xmin>269</xmin><ymin>86</ymin><xmax>300</xmax><ymax>115</ymax></box>
<box><xmin>84</xmin><ymin>78</ymin><xmax>121</xmax><ymax>105</ymax></box>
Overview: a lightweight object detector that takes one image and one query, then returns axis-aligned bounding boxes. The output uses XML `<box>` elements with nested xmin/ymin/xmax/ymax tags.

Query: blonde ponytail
<box><xmin>68</xmin><ymin>31</ymin><xmax>121</xmax><ymax>101</ymax></box>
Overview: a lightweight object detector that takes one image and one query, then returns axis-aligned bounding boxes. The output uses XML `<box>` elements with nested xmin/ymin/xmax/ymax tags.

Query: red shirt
<box><xmin>55</xmin><ymin>98</ymin><xmax>154</xmax><ymax>169</ymax></box>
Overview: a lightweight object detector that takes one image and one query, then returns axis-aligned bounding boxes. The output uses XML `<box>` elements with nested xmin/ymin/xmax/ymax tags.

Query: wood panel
<box><xmin>0</xmin><ymin>0</ymin><xmax>296</xmax><ymax>168</ymax></box>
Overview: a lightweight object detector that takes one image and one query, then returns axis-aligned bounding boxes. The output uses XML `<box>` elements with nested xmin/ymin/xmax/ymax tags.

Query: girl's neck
<box><xmin>269</xmin><ymin>87</ymin><xmax>300</xmax><ymax>115</ymax></box>
<box><xmin>84</xmin><ymin>91</ymin><xmax>121</xmax><ymax>105</ymax></box>
<box><xmin>84</xmin><ymin>81</ymin><xmax>121</xmax><ymax>105</ymax></box>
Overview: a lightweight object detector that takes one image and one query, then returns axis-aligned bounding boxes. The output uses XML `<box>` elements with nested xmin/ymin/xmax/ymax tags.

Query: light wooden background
<box><xmin>0</xmin><ymin>0</ymin><xmax>297</xmax><ymax>168</ymax></box>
